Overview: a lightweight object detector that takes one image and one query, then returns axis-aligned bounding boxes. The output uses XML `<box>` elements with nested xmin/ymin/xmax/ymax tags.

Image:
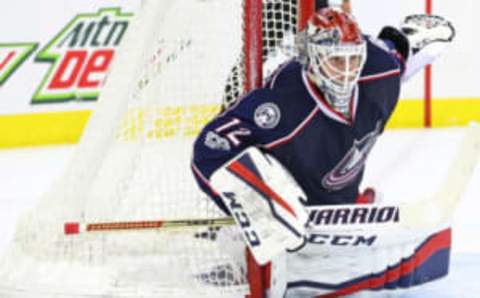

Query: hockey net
<box><xmin>0</xmin><ymin>1</ymin><xmax>313</xmax><ymax>297</ymax></box>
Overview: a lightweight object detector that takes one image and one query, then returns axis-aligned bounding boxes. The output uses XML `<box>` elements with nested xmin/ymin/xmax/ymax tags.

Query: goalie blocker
<box><xmin>210</xmin><ymin>147</ymin><xmax>309</xmax><ymax>265</ymax></box>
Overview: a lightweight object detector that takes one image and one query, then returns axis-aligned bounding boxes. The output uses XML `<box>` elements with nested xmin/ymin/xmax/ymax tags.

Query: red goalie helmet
<box><xmin>301</xmin><ymin>8</ymin><xmax>366</xmax><ymax>115</ymax></box>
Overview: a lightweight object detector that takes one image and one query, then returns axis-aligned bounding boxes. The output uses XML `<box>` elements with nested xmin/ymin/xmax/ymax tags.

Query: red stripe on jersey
<box><xmin>358</xmin><ymin>69</ymin><xmax>400</xmax><ymax>83</ymax></box>
<box><xmin>263</xmin><ymin>107</ymin><xmax>320</xmax><ymax>149</ymax></box>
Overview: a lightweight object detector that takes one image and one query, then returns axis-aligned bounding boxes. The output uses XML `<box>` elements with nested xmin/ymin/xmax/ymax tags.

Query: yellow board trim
<box><xmin>1</xmin><ymin>98</ymin><xmax>480</xmax><ymax>148</ymax></box>
<box><xmin>386</xmin><ymin>98</ymin><xmax>480</xmax><ymax>129</ymax></box>
<box><xmin>432</xmin><ymin>98</ymin><xmax>480</xmax><ymax>127</ymax></box>
<box><xmin>0</xmin><ymin>110</ymin><xmax>91</xmax><ymax>148</ymax></box>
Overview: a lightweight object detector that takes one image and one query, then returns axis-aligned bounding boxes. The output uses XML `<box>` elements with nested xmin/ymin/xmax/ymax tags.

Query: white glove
<box><xmin>400</xmin><ymin>14</ymin><xmax>455</xmax><ymax>55</ymax></box>
<box><xmin>400</xmin><ymin>14</ymin><xmax>455</xmax><ymax>81</ymax></box>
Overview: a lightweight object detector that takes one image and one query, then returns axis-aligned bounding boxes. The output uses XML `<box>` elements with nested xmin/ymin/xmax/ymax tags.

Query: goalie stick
<box><xmin>64</xmin><ymin>217</ymin><xmax>235</xmax><ymax>235</ymax></box>
<box><xmin>399</xmin><ymin>123</ymin><xmax>480</xmax><ymax>228</ymax></box>
<box><xmin>64</xmin><ymin>125</ymin><xmax>480</xmax><ymax>235</ymax></box>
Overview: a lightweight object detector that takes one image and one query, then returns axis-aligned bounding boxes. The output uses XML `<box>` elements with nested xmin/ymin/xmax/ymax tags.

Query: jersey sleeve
<box><xmin>365</xmin><ymin>35</ymin><xmax>406</xmax><ymax>76</ymax></box>
<box><xmin>191</xmin><ymin>89</ymin><xmax>282</xmax><ymax>214</ymax></box>
<box><xmin>359</xmin><ymin>38</ymin><xmax>403</xmax><ymax>129</ymax></box>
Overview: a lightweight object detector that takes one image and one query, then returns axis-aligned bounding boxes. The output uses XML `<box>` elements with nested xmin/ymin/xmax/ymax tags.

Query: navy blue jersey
<box><xmin>192</xmin><ymin>37</ymin><xmax>404</xmax><ymax>214</ymax></box>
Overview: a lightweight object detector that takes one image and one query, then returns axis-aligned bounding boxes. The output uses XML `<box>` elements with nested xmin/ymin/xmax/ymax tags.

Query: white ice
<box><xmin>0</xmin><ymin>127</ymin><xmax>479</xmax><ymax>297</ymax></box>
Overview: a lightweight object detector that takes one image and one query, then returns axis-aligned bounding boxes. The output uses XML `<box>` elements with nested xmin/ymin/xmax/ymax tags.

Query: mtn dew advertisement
<box><xmin>0</xmin><ymin>1</ymin><xmax>140</xmax><ymax>147</ymax></box>
<box><xmin>0</xmin><ymin>43</ymin><xmax>38</xmax><ymax>86</ymax></box>
<box><xmin>32</xmin><ymin>8</ymin><xmax>132</xmax><ymax>103</ymax></box>
<box><xmin>0</xmin><ymin>1</ymin><xmax>138</xmax><ymax>115</ymax></box>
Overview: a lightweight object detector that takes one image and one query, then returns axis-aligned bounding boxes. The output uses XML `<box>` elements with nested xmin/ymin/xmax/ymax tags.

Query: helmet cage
<box><xmin>300</xmin><ymin>8</ymin><xmax>367</xmax><ymax>114</ymax></box>
<box><xmin>307</xmin><ymin>39</ymin><xmax>367</xmax><ymax>110</ymax></box>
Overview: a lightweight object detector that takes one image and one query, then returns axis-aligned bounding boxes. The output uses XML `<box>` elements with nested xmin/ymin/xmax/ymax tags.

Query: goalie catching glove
<box><xmin>379</xmin><ymin>14</ymin><xmax>455</xmax><ymax>81</ymax></box>
<box><xmin>210</xmin><ymin>147</ymin><xmax>308</xmax><ymax>265</ymax></box>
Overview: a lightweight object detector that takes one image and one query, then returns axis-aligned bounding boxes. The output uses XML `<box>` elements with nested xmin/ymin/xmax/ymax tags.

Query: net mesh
<box><xmin>223</xmin><ymin>0</ymin><xmax>301</xmax><ymax>108</ymax></box>
<box><xmin>0</xmin><ymin>0</ymin><xmax>305</xmax><ymax>297</ymax></box>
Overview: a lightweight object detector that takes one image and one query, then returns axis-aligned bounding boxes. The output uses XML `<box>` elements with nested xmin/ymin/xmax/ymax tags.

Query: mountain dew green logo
<box><xmin>32</xmin><ymin>7</ymin><xmax>133</xmax><ymax>103</ymax></box>
<box><xmin>0</xmin><ymin>43</ymin><xmax>38</xmax><ymax>86</ymax></box>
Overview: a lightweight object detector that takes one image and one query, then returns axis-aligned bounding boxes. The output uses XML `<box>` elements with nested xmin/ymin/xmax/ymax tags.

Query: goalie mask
<box><xmin>300</xmin><ymin>9</ymin><xmax>366</xmax><ymax>115</ymax></box>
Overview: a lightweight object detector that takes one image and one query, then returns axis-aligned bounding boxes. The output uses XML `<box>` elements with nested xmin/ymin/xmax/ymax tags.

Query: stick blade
<box><xmin>401</xmin><ymin>124</ymin><xmax>480</xmax><ymax>229</ymax></box>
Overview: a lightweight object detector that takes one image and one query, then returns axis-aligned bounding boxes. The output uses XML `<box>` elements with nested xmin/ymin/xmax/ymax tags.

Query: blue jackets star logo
<box><xmin>322</xmin><ymin>121</ymin><xmax>382</xmax><ymax>191</ymax></box>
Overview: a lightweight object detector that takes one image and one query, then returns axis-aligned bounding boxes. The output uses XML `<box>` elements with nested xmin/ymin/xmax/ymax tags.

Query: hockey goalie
<box><xmin>192</xmin><ymin>8</ymin><xmax>457</xmax><ymax>298</ymax></box>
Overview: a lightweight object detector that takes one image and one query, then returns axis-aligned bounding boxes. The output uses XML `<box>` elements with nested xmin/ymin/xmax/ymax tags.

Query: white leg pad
<box><xmin>211</xmin><ymin>147</ymin><xmax>308</xmax><ymax>265</ymax></box>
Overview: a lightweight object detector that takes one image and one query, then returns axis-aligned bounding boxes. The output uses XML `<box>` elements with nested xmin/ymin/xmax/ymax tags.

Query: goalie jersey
<box><xmin>192</xmin><ymin>37</ymin><xmax>403</xmax><ymax>214</ymax></box>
